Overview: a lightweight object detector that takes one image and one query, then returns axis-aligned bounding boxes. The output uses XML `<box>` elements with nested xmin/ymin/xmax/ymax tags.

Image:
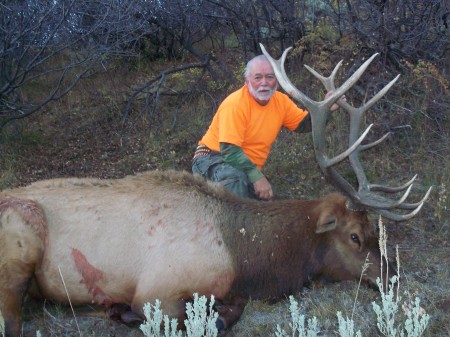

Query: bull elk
<box><xmin>0</xmin><ymin>45</ymin><xmax>431</xmax><ymax>337</ymax></box>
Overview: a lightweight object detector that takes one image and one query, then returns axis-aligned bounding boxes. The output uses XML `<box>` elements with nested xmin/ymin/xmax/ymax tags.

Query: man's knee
<box><xmin>192</xmin><ymin>155</ymin><xmax>256</xmax><ymax>199</ymax></box>
<box><xmin>210</xmin><ymin>165</ymin><xmax>254</xmax><ymax>199</ymax></box>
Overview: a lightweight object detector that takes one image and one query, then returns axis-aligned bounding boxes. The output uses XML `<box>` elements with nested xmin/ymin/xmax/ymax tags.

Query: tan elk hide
<box><xmin>2</xmin><ymin>171</ymin><xmax>388</xmax><ymax>335</ymax></box>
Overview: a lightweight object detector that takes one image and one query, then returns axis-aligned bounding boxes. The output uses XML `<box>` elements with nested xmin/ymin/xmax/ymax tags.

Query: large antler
<box><xmin>260</xmin><ymin>44</ymin><xmax>432</xmax><ymax>221</ymax></box>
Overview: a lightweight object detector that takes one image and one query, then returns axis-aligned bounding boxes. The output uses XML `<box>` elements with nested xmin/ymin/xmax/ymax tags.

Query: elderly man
<box><xmin>192</xmin><ymin>54</ymin><xmax>338</xmax><ymax>200</ymax></box>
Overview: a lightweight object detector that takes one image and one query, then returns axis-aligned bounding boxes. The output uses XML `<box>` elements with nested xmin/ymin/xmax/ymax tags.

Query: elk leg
<box><xmin>130</xmin><ymin>295</ymin><xmax>187</xmax><ymax>330</ymax></box>
<box><xmin>214</xmin><ymin>296</ymin><xmax>248</xmax><ymax>331</ymax></box>
<box><xmin>0</xmin><ymin>272</ymin><xmax>30</xmax><ymax>337</ymax></box>
<box><xmin>0</xmin><ymin>202</ymin><xmax>45</xmax><ymax>337</ymax></box>
<box><xmin>0</xmin><ymin>229</ymin><xmax>43</xmax><ymax>337</ymax></box>
<box><xmin>107</xmin><ymin>303</ymin><xmax>143</xmax><ymax>324</ymax></box>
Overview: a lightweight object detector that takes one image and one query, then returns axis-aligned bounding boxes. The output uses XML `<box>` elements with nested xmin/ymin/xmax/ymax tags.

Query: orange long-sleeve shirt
<box><xmin>199</xmin><ymin>85</ymin><xmax>308</xmax><ymax>169</ymax></box>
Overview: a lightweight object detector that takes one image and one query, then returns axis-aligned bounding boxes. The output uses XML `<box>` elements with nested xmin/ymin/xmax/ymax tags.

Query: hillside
<box><xmin>0</xmin><ymin>53</ymin><xmax>449</xmax><ymax>337</ymax></box>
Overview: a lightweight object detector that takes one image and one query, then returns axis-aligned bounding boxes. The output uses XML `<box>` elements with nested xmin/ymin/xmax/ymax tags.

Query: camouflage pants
<box><xmin>192</xmin><ymin>153</ymin><xmax>257</xmax><ymax>199</ymax></box>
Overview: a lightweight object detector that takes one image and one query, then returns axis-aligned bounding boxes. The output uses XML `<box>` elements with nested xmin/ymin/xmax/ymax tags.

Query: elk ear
<box><xmin>315</xmin><ymin>213</ymin><xmax>337</xmax><ymax>233</ymax></box>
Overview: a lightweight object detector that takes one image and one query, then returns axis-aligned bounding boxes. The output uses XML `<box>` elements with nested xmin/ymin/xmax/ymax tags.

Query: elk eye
<box><xmin>351</xmin><ymin>234</ymin><xmax>361</xmax><ymax>246</ymax></box>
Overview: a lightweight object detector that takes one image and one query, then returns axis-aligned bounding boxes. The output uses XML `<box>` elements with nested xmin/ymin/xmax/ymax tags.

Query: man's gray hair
<box><xmin>244</xmin><ymin>55</ymin><xmax>270</xmax><ymax>79</ymax></box>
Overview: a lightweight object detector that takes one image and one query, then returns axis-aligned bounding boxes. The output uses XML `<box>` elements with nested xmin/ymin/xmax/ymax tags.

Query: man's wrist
<box><xmin>247</xmin><ymin>167</ymin><xmax>264</xmax><ymax>183</ymax></box>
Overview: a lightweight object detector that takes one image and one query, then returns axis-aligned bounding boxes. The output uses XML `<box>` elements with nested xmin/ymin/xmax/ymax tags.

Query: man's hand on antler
<box><xmin>325</xmin><ymin>91</ymin><xmax>346</xmax><ymax>111</ymax></box>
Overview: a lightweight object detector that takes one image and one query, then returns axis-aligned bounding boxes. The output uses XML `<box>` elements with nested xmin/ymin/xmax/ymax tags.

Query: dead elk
<box><xmin>0</xmin><ymin>173</ymin><xmax>387</xmax><ymax>335</ymax></box>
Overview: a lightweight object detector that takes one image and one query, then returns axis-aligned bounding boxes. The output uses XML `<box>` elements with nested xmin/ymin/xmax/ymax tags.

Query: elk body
<box><xmin>2</xmin><ymin>171</ymin><xmax>386</xmax><ymax>336</ymax></box>
<box><xmin>0</xmin><ymin>46</ymin><xmax>430</xmax><ymax>336</ymax></box>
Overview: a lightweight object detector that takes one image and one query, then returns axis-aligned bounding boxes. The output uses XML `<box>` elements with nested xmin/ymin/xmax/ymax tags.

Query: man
<box><xmin>192</xmin><ymin>55</ymin><xmax>339</xmax><ymax>200</ymax></box>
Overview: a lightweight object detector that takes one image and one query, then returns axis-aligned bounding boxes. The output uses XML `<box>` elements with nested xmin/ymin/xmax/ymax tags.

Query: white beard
<box><xmin>247</xmin><ymin>81</ymin><xmax>277</xmax><ymax>102</ymax></box>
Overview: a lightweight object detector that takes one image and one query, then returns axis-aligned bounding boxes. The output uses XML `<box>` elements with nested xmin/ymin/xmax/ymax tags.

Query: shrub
<box><xmin>274</xmin><ymin>295</ymin><xmax>319</xmax><ymax>337</ymax></box>
<box><xmin>372</xmin><ymin>218</ymin><xmax>430</xmax><ymax>337</ymax></box>
<box><xmin>140</xmin><ymin>293</ymin><xmax>218</xmax><ymax>337</ymax></box>
<box><xmin>336</xmin><ymin>311</ymin><xmax>362</xmax><ymax>337</ymax></box>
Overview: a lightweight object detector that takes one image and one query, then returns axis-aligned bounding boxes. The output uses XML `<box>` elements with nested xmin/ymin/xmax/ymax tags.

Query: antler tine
<box><xmin>260</xmin><ymin>44</ymin><xmax>431</xmax><ymax>221</ymax></box>
<box><xmin>388</xmin><ymin>186</ymin><xmax>433</xmax><ymax>210</ymax></box>
<box><xmin>360</xmin><ymin>132</ymin><xmax>391</xmax><ymax>151</ymax></box>
<box><xmin>326</xmin><ymin>124</ymin><xmax>373</xmax><ymax>167</ymax></box>
<box><xmin>259</xmin><ymin>44</ymin><xmax>315</xmax><ymax>108</ymax></box>
<box><xmin>358</xmin><ymin>184</ymin><xmax>414</xmax><ymax>209</ymax></box>
<box><xmin>357</xmin><ymin>176</ymin><xmax>431</xmax><ymax>213</ymax></box>
<box><xmin>370</xmin><ymin>174</ymin><xmax>417</xmax><ymax>193</ymax></box>
<box><xmin>337</xmin><ymin>74</ymin><xmax>399</xmax><ymax>144</ymax></box>
<box><xmin>304</xmin><ymin>53</ymin><xmax>380</xmax><ymax>112</ymax></box>
<box><xmin>376</xmin><ymin>186</ymin><xmax>433</xmax><ymax>220</ymax></box>
<box><xmin>377</xmin><ymin>203</ymin><xmax>425</xmax><ymax>222</ymax></box>
<box><xmin>358</xmin><ymin>75</ymin><xmax>400</xmax><ymax>114</ymax></box>
<box><xmin>303</xmin><ymin>60</ymin><xmax>343</xmax><ymax>91</ymax></box>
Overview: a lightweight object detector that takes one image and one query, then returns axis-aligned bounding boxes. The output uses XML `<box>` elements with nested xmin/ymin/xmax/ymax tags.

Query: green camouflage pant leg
<box><xmin>192</xmin><ymin>154</ymin><xmax>256</xmax><ymax>199</ymax></box>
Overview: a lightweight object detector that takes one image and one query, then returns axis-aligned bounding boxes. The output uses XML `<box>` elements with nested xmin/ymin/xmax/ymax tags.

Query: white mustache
<box><xmin>248</xmin><ymin>82</ymin><xmax>277</xmax><ymax>101</ymax></box>
<box><xmin>257</xmin><ymin>86</ymin><xmax>271</xmax><ymax>92</ymax></box>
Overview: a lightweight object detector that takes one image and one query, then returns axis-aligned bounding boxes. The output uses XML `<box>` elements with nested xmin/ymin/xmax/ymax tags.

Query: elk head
<box><xmin>260</xmin><ymin>44</ymin><xmax>431</xmax><ymax>221</ymax></box>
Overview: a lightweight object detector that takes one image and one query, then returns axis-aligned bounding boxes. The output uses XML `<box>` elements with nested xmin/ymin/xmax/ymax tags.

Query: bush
<box><xmin>140</xmin><ymin>293</ymin><xmax>218</xmax><ymax>337</ymax></box>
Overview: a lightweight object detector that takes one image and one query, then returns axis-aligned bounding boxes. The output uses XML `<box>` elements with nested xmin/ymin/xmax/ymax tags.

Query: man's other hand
<box><xmin>253</xmin><ymin>176</ymin><xmax>273</xmax><ymax>200</ymax></box>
